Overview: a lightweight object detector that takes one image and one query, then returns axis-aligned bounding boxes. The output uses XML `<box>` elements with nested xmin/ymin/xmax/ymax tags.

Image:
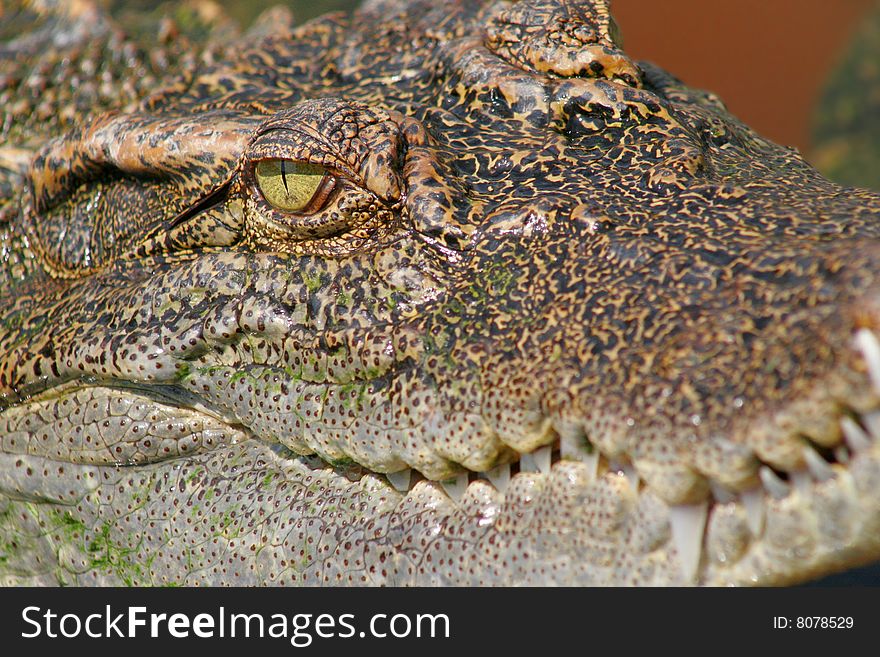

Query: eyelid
<box><xmin>303</xmin><ymin>173</ymin><xmax>337</xmax><ymax>212</ymax></box>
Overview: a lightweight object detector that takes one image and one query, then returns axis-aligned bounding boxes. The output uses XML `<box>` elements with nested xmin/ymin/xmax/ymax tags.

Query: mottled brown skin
<box><xmin>1</xmin><ymin>0</ymin><xmax>880</xmax><ymax>585</ymax></box>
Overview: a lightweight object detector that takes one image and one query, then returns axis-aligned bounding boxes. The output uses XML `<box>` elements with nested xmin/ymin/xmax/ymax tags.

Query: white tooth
<box><xmin>609</xmin><ymin>460</ymin><xmax>639</xmax><ymax>491</ymax></box>
<box><xmin>862</xmin><ymin>410</ymin><xmax>880</xmax><ymax>439</ymax></box>
<box><xmin>840</xmin><ymin>417</ymin><xmax>872</xmax><ymax>451</ymax></box>
<box><xmin>520</xmin><ymin>452</ymin><xmax>538</xmax><ymax>473</ymax></box>
<box><xmin>855</xmin><ymin>328</ymin><xmax>880</xmax><ymax>393</ymax></box>
<box><xmin>668</xmin><ymin>502</ymin><xmax>708</xmax><ymax>584</ymax></box>
<box><xmin>759</xmin><ymin>466</ymin><xmax>790</xmax><ymax>499</ymax></box>
<box><xmin>582</xmin><ymin>449</ymin><xmax>599</xmax><ymax>481</ymax></box>
<box><xmin>740</xmin><ymin>488</ymin><xmax>765</xmax><ymax>535</ymax></box>
<box><xmin>625</xmin><ymin>465</ymin><xmax>639</xmax><ymax>491</ymax></box>
<box><xmin>532</xmin><ymin>445</ymin><xmax>552</xmax><ymax>474</ymax></box>
<box><xmin>790</xmin><ymin>470</ymin><xmax>812</xmax><ymax>494</ymax></box>
<box><xmin>386</xmin><ymin>469</ymin><xmax>412</xmax><ymax>492</ymax></box>
<box><xmin>558</xmin><ymin>424</ymin><xmax>596</xmax><ymax>469</ymax></box>
<box><xmin>559</xmin><ymin>427</ymin><xmax>600</xmax><ymax>480</ymax></box>
<box><xmin>834</xmin><ymin>445</ymin><xmax>851</xmax><ymax>465</ymax></box>
<box><xmin>709</xmin><ymin>482</ymin><xmax>735</xmax><ymax>504</ymax></box>
<box><xmin>621</xmin><ymin>464</ymin><xmax>640</xmax><ymax>492</ymax></box>
<box><xmin>803</xmin><ymin>446</ymin><xmax>834</xmax><ymax>482</ymax></box>
<box><xmin>559</xmin><ymin>439</ymin><xmax>579</xmax><ymax>460</ymax></box>
<box><xmin>557</xmin><ymin>423</ymin><xmax>580</xmax><ymax>446</ymax></box>
<box><xmin>485</xmin><ymin>464</ymin><xmax>511</xmax><ymax>493</ymax></box>
<box><xmin>441</xmin><ymin>473</ymin><xmax>468</xmax><ymax>502</ymax></box>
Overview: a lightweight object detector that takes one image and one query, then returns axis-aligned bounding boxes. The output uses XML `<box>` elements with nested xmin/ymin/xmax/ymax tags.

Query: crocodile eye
<box><xmin>254</xmin><ymin>159</ymin><xmax>333</xmax><ymax>213</ymax></box>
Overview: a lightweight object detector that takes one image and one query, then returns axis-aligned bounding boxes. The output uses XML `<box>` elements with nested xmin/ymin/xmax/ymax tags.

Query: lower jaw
<box><xmin>4</xmin><ymin>325</ymin><xmax>880</xmax><ymax>584</ymax></box>
<box><xmin>701</xmin><ymin>434</ymin><xmax>880</xmax><ymax>585</ymax></box>
<box><xmin>1</xmin><ymin>414</ymin><xmax>878</xmax><ymax>585</ymax></box>
<box><xmin>376</xmin><ymin>428</ymin><xmax>880</xmax><ymax>586</ymax></box>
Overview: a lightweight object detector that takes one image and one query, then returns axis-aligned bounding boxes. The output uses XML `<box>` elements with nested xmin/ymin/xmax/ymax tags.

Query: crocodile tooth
<box><xmin>611</xmin><ymin>460</ymin><xmax>639</xmax><ymax>492</ymax></box>
<box><xmin>520</xmin><ymin>452</ymin><xmax>538</xmax><ymax>473</ymax></box>
<box><xmin>485</xmin><ymin>463</ymin><xmax>511</xmax><ymax>493</ymax></box>
<box><xmin>386</xmin><ymin>469</ymin><xmax>412</xmax><ymax>492</ymax></box>
<box><xmin>622</xmin><ymin>464</ymin><xmax>639</xmax><ymax>492</ymax></box>
<box><xmin>759</xmin><ymin>466</ymin><xmax>790</xmax><ymax>499</ymax></box>
<box><xmin>441</xmin><ymin>473</ymin><xmax>468</xmax><ymax>502</ymax></box>
<box><xmin>854</xmin><ymin>328</ymin><xmax>880</xmax><ymax>393</ymax></box>
<box><xmin>803</xmin><ymin>445</ymin><xmax>834</xmax><ymax>481</ymax></box>
<box><xmin>740</xmin><ymin>488</ymin><xmax>765</xmax><ymax>535</ymax></box>
<box><xmin>861</xmin><ymin>410</ymin><xmax>880</xmax><ymax>439</ymax></box>
<box><xmin>559</xmin><ymin>434</ymin><xmax>599</xmax><ymax>481</ymax></box>
<box><xmin>790</xmin><ymin>470</ymin><xmax>811</xmax><ymax>494</ymax></box>
<box><xmin>668</xmin><ymin>502</ymin><xmax>708</xmax><ymax>583</ymax></box>
<box><xmin>834</xmin><ymin>445</ymin><xmax>851</xmax><ymax>465</ymax></box>
<box><xmin>532</xmin><ymin>445</ymin><xmax>552</xmax><ymax>474</ymax></box>
<box><xmin>709</xmin><ymin>481</ymin><xmax>735</xmax><ymax>504</ymax></box>
<box><xmin>583</xmin><ymin>450</ymin><xmax>599</xmax><ymax>482</ymax></box>
<box><xmin>840</xmin><ymin>417</ymin><xmax>872</xmax><ymax>451</ymax></box>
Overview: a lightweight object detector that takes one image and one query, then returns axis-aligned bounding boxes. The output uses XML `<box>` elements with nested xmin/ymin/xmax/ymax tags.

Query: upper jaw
<box><xmin>352</xmin><ymin>234</ymin><xmax>880</xmax><ymax>583</ymax></box>
<box><xmin>3</xmin><ymin>364</ymin><xmax>879</xmax><ymax>585</ymax></box>
<box><xmin>4</xmin><ymin>250</ymin><xmax>880</xmax><ymax>586</ymax></box>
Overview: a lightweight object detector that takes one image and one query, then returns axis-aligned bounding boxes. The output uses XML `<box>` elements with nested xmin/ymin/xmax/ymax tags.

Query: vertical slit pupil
<box><xmin>280</xmin><ymin>158</ymin><xmax>290</xmax><ymax>194</ymax></box>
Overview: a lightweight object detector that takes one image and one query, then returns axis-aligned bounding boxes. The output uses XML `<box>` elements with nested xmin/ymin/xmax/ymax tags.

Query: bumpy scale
<box><xmin>1</xmin><ymin>0</ymin><xmax>880</xmax><ymax>585</ymax></box>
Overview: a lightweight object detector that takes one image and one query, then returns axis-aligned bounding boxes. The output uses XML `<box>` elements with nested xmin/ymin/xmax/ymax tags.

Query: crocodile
<box><xmin>1</xmin><ymin>0</ymin><xmax>880</xmax><ymax>586</ymax></box>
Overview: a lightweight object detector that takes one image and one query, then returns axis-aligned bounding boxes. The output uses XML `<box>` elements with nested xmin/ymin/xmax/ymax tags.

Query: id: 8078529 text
<box><xmin>772</xmin><ymin>617</ymin><xmax>853</xmax><ymax>629</ymax></box>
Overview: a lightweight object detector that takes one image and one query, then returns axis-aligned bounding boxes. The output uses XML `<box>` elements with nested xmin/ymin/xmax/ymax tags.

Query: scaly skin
<box><xmin>2</xmin><ymin>0</ymin><xmax>880</xmax><ymax>585</ymax></box>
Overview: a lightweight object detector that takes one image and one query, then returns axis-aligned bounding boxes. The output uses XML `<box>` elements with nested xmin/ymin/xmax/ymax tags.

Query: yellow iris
<box><xmin>254</xmin><ymin>159</ymin><xmax>326</xmax><ymax>213</ymax></box>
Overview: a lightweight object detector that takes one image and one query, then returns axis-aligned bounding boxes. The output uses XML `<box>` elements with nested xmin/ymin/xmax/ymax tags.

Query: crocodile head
<box><xmin>2</xmin><ymin>0</ymin><xmax>880</xmax><ymax>585</ymax></box>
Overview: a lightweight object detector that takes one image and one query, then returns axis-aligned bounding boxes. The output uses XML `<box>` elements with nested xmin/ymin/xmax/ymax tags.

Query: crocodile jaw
<box><xmin>4</xmin><ymin>0</ymin><xmax>880</xmax><ymax>587</ymax></box>
<box><xmin>2</xmin><ymin>330</ymin><xmax>880</xmax><ymax>586</ymax></box>
<box><xmin>1</xmin><ymin>422</ymin><xmax>878</xmax><ymax>585</ymax></box>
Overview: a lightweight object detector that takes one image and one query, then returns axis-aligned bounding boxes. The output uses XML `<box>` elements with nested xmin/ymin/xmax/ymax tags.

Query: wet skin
<box><xmin>1</xmin><ymin>0</ymin><xmax>880</xmax><ymax>585</ymax></box>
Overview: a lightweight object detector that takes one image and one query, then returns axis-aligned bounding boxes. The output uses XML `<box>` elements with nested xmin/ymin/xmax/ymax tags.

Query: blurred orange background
<box><xmin>612</xmin><ymin>0</ymin><xmax>876</xmax><ymax>154</ymax></box>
